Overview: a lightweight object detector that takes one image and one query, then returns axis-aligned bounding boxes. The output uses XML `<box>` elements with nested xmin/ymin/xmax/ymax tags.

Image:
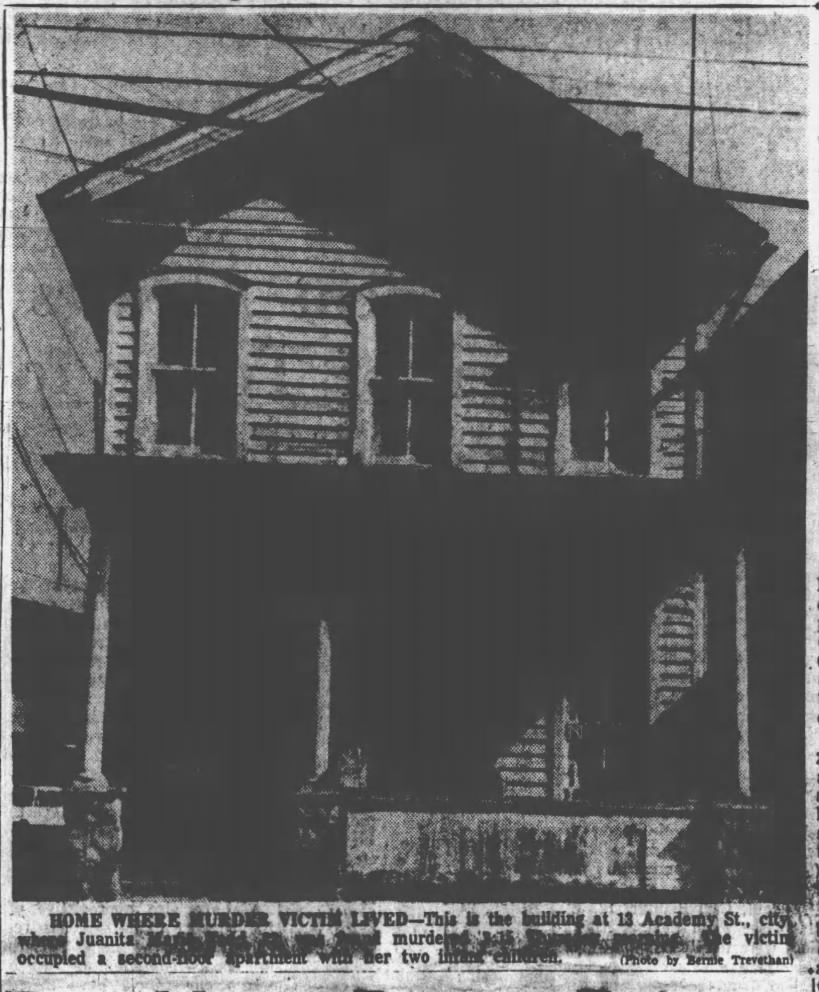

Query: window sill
<box><xmin>362</xmin><ymin>455</ymin><xmax>436</xmax><ymax>469</ymax></box>
<box><xmin>138</xmin><ymin>444</ymin><xmax>235</xmax><ymax>461</ymax></box>
<box><xmin>557</xmin><ymin>458</ymin><xmax>636</xmax><ymax>478</ymax></box>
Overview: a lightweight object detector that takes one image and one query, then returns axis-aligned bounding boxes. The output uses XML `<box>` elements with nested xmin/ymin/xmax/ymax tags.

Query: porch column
<box><xmin>735</xmin><ymin>547</ymin><xmax>751</xmax><ymax>797</ymax></box>
<box><xmin>315</xmin><ymin>618</ymin><xmax>332</xmax><ymax>779</ymax></box>
<box><xmin>84</xmin><ymin>537</ymin><xmax>111</xmax><ymax>776</ymax></box>
<box><xmin>64</xmin><ymin>525</ymin><xmax>122</xmax><ymax>899</ymax></box>
<box><xmin>550</xmin><ymin>696</ymin><xmax>570</xmax><ymax>801</ymax></box>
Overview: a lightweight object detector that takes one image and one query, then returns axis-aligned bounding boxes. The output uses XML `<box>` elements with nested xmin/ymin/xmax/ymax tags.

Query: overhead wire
<box><xmin>703</xmin><ymin>36</ymin><xmax>725</xmax><ymax>189</ymax></box>
<box><xmin>12</xmin><ymin>425</ymin><xmax>89</xmax><ymax>575</ymax></box>
<box><xmin>13</xmin><ymin>77</ymin><xmax>804</xmax><ymax>121</ymax></box>
<box><xmin>14</xmin><ymin>315</ymin><xmax>70</xmax><ymax>452</ymax></box>
<box><xmin>18</xmin><ymin>24</ymin><xmax>80</xmax><ymax>175</ymax></box>
<box><xmin>29</xmin><ymin>264</ymin><xmax>97</xmax><ymax>384</ymax></box>
<box><xmin>260</xmin><ymin>15</ymin><xmax>339</xmax><ymax>90</ymax></box>
<box><xmin>18</xmin><ymin>22</ymin><xmax>809</xmax><ymax>67</ymax></box>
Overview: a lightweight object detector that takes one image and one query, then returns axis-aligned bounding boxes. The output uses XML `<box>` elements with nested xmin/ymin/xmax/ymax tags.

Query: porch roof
<box><xmin>46</xmin><ymin>453</ymin><xmax>747</xmax><ymax>547</ymax></box>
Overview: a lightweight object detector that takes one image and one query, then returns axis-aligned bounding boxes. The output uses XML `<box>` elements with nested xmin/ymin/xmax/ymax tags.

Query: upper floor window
<box><xmin>138</xmin><ymin>277</ymin><xmax>240</xmax><ymax>457</ymax></box>
<box><xmin>557</xmin><ymin>371</ymin><xmax>649</xmax><ymax>475</ymax></box>
<box><xmin>355</xmin><ymin>287</ymin><xmax>452</xmax><ymax>466</ymax></box>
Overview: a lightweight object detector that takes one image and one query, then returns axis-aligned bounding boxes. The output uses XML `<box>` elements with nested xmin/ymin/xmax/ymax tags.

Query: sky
<box><xmin>9</xmin><ymin>8</ymin><xmax>810</xmax><ymax>611</ymax></box>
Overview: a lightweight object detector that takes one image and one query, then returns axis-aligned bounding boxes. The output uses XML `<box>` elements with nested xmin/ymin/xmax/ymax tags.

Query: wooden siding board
<box><xmin>115</xmin><ymin>198</ymin><xmax>558</xmax><ymax>470</ymax></box>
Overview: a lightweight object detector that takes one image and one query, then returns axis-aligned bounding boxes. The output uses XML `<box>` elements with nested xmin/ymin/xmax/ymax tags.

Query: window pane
<box><xmin>155</xmin><ymin>371</ymin><xmax>193</xmax><ymax>445</ymax></box>
<box><xmin>195</xmin><ymin>375</ymin><xmax>235</xmax><ymax>456</ymax></box>
<box><xmin>196</xmin><ymin>287</ymin><xmax>239</xmax><ymax>371</ymax></box>
<box><xmin>373</xmin><ymin>298</ymin><xmax>410</xmax><ymax>378</ymax></box>
<box><xmin>408</xmin><ymin>383</ymin><xmax>450</xmax><ymax>465</ymax></box>
<box><xmin>570</xmin><ymin>381</ymin><xmax>606</xmax><ymax>461</ymax></box>
<box><xmin>410</xmin><ymin>299</ymin><xmax>450</xmax><ymax>380</ymax></box>
<box><xmin>156</xmin><ymin>288</ymin><xmax>195</xmax><ymax>366</ymax></box>
<box><xmin>371</xmin><ymin>379</ymin><xmax>409</xmax><ymax>457</ymax></box>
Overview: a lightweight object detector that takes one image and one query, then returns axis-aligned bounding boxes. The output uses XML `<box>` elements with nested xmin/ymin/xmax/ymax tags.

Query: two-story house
<box><xmin>32</xmin><ymin>17</ymin><xmax>792</xmax><ymax>899</ymax></box>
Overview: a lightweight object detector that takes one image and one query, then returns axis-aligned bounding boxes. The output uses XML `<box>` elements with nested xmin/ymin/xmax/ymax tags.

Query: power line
<box><xmin>15</xmin><ymin>79</ymin><xmax>804</xmax><ymax>125</ymax></box>
<box><xmin>19</xmin><ymin>22</ymin><xmax>809</xmax><ymax>67</ymax></box>
<box><xmin>14</xmin><ymin>315</ymin><xmax>69</xmax><ymax>451</ymax></box>
<box><xmin>565</xmin><ymin>95</ymin><xmax>802</xmax><ymax>118</ymax></box>
<box><xmin>16</xmin><ymin>142</ymin><xmax>100</xmax><ymax>169</ymax></box>
<box><xmin>30</xmin><ymin>266</ymin><xmax>97</xmax><ymax>384</ymax></box>
<box><xmin>260</xmin><ymin>15</ymin><xmax>339</xmax><ymax>91</ymax></box>
<box><xmin>14</xmin><ymin>83</ymin><xmax>253</xmax><ymax>129</ymax></box>
<box><xmin>12</xmin><ymin>425</ymin><xmax>89</xmax><ymax>576</ymax></box>
<box><xmin>13</xmin><ymin>68</ymin><xmax>275</xmax><ymax>89</ymax></box>
<box><xmin>16</xmin><ymin>143</ymin><xmax>157</xmax><ymax>180</ymax></box>
<box><xmin>688</xmin><ymin>13</ymin><xmax>696</xmax><ymax>184</ymax></box>
<box><xmin>18</xmin><ymin>25</ymin><xmax>80</xmax><ymax>175</ymax></box>
<box><xmin>704</xmin><ymin>37</ymin><xmax>724</xmax><ymax>188</ymax></box>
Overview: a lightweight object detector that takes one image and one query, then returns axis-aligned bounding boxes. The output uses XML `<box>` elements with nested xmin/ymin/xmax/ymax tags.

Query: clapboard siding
<box><xmin>167</xmin><ymin>198</ymin><xmax>401</xmax><ymax>463</ymax></box>
<box><xmin>457</xmin><ymin>316</ymin><xmax>553</xmax><ymax>474</ymax></box>
<box><xmin>105</xmin><ymin>196</ymin><xmax>558</xmax><ymax>471</ymax></box>
<box><xmin>105</xmin><ymin>188</ymin><xmax>687</xmax><ymax>477</ymax></box>
<box><xmin>104</xmin><ymin>292</ymin><xmax>138</xmax><ymax>454</ymax></box>
<box><xmin>649</xmin><ymin>574</ymin><xmax>707</xmax><ymax>723</ymax></box>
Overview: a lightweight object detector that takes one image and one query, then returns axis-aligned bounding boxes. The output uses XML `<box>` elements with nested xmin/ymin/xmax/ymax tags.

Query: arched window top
<box><xmin>143</xmin><ymin>270</ymin><xmax>248</xmax><ymax>294</ymax></box>
<box><xmin>356</xmin><ymin>283</ymin><xmax>442</xmax><ymax>304</ymax></box>
<box><xmin>355</xmin><ymin>284</ymin><xmax>452</xmax><ymax>467</ymax></box>
<box><xmin>137</xmin><ymin>272</ymin><xmax>242</xmax><ymax>457</ymax></box>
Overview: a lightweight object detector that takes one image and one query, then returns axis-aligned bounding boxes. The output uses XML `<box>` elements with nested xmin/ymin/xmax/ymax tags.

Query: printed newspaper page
<box><xmin>2</xmin><ymin>2</ymin><xmax>816</xmax><ymax>989</ymax></box>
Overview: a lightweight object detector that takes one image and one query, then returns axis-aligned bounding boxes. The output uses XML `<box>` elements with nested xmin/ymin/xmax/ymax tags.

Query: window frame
<box><xmin>354</xmin><ymin>285</ymin><xmax>454</xmax><ymax>467</ymax></box>
<box><xmin>136</xmin><ymin>273</ymin><xmax>247</xmax><ymax>458</ymax></box>
<box><xmin>554</xmin><ymin>377</ymin><xmax>649</xmax><ymax>477</ymax></box>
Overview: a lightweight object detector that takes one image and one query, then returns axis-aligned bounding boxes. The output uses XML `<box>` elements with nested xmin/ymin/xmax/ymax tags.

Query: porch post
<box><xmin>735</xmin><ymin>547</ymin><xmax>751</xmax><ymax>797</ymax></box>
<box><xmin>84</xmin><ymin>536</ymin><xmax>111</xmax><ymax>776</ymax></box>
<box><xmin>550</xmin><ymin>696</ymin><xmax>570</xmax><ymax>801</ymax></box>
<box><xmin>315</xmin><ymin>617</ymin><xmax>332</xmax><ymax>779</ymax></box>
<box><xmin>63</xmin><ymin>524</ymin><xmax>122</xmax><ymax>899</ymax></box>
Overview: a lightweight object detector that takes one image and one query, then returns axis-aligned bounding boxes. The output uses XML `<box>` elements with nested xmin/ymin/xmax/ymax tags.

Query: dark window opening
<box><xmin>570</xmin><ymin>380</ymin><xmax>607</xmax><ymax>461</ymax></box>
<box><xmin>369</xmin><ymin>296</ymin><xmax>451</xmax><ymax>465</ymax></box>
<box><xmin>570</xmin><ymin>370</ymin><xmax>649</xmax><ymax>474</ymax></box>
<box><xmin>154</xmin><ymin>285</ymin><xmax>238</xmax><ymax>455</ymax></box>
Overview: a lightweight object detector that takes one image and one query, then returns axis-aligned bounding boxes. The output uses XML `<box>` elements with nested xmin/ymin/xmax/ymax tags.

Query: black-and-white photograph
<box><xmin>8</xmin><ymin>5</ymin><xmax>809</xmax><ymax>908</ymax></box>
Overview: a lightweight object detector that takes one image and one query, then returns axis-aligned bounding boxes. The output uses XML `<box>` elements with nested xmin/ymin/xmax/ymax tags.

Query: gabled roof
<box><xmin>41</xmin><ymin>19</ymin><xmax>436</xmax><ymax>207</ymax></box>
<box><xmin>39</xmin><ymin>17</ymin><xmax>772</xmax><ymax>369</ymax></box>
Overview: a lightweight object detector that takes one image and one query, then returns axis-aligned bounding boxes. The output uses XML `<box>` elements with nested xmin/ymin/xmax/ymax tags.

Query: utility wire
<box><xmin>16</xmin><ymin>144</ymin><xmax>107</xmax><ymax>168</ymax></box>
<box><xmin>14</xmin><ymin>79</ymin><xmax>804</xmax><ymax>122</ymax></box>
<box><xmin>14</xmin><ymin>83</ymin><xmax>252</xmax><ymax>129</ymax></box>
<box><xmin>18</xmin><ymin>22</ymin><xmax>809</xmax><ymax>67</ymax></box>
<box><xmin>30</xmin><ymin>265</ymin><xmax>97</xmax><ymax>384</ymax></box>
<box><xmin>14</xmin><ymin>315</ymin><xmax>70</xmax><ymax>451</ymax></box>
<box><xmin>12</xmin><ymin>425</ymin><xmax>89</xmax><ymax>575</ymax></box>
<box><xmin>18</xmin><ymin>25</ymin><xmax>80</xmax><ymax>175</ymax></box>
<box><xmin>260</xmin><ymin>15</ymin><xmax>338</xmax><ymax>90</ymax></box>
<box><xmin>15</xmin><ymin>144</ymin><xmax>156</xmax><ymax>179</ymax></box>
<box><xmin>13</xmin><ymin>68</ymin><xmax>280</xmax><ymax>89</ymax></box>
<box><xmin>704</xmin><ymin>39</ymin><xmax>724</xmax><ymax>188</ymax></box>
<box><xmin>565</xmin><ymin>95</ymin><xmax>802</xmax><ymax>118</ymax></box>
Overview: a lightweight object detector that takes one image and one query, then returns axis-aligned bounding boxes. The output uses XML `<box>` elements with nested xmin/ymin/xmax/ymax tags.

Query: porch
<box><xmin>37</xmin><ymin>454</ymin><xmax>778</xmax><ymax>899</ymax></box>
